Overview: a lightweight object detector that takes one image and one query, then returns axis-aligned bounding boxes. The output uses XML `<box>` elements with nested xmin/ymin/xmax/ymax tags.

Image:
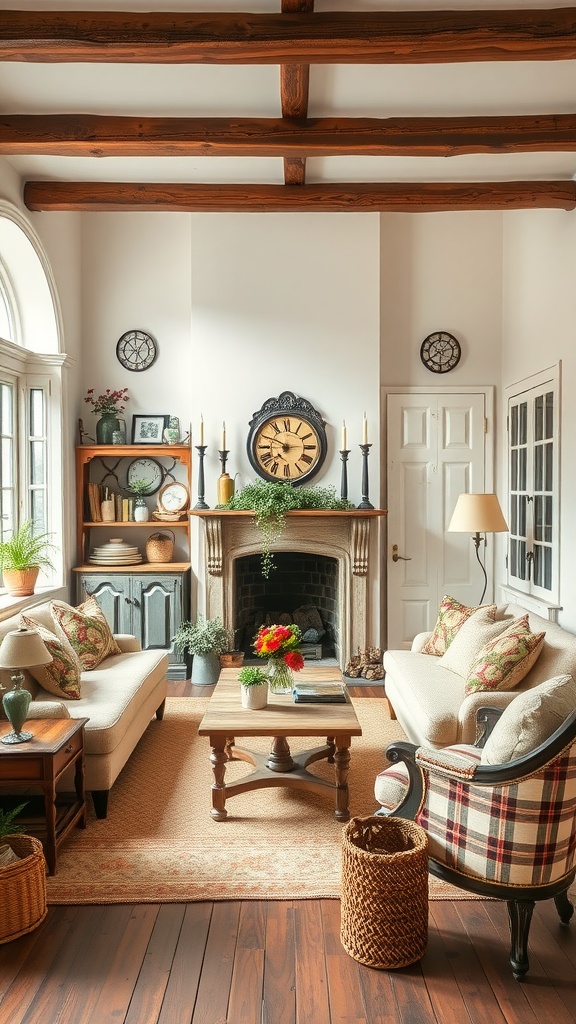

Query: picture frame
<box><xmin>131</xmin><ymin>414</ymin><xmax>170</xmax><ymax>444</ymax></box>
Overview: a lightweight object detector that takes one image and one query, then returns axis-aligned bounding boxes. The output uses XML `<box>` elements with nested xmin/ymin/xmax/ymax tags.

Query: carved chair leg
<box><xmin>554</xmin><ymin>887</ymin><xmax>575</xmax><ymax>925</ymax></box>
<box><xmin>507</xmin><ymin>899</ymin><xmax>535</xmax><ymax>980</ymax></box>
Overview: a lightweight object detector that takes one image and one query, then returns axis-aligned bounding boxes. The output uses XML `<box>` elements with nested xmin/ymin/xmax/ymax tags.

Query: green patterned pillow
<box><xmin>422</xmin><ymin>595</ymin><xmax>496</xmax><ymax>657</ymax></box>
<box><xmin>20</xmin><ymin>614</ymin><xmax>82</xmax><ymax>699</ymax></box>
<box><xmin>464</xmin><ymin>616</ymin><xmax>546</xmax><ymax>696</ymax></box>
<box><xmin>50</xmin><ymin>597</ymin><xmax>121</xmax><ymax>671</ymax></box>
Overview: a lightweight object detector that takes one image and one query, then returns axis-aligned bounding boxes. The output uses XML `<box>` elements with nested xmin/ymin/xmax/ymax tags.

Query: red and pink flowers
<box><xmin>84</xmin><ymin>387</ymin><xmax>130</xmax><ymax>416</ymax></box>
<box><xmin>253</xmin><ymin>623</ymin><xmax>305</xmax><ymax>672</ymax></box>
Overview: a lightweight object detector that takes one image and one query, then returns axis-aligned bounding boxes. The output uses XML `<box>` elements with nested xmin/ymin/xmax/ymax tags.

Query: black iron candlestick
<box><xmin>339</xmin><ymin>449</ymin><xmax>350</xmax><ymax>501</ymax></box>
<box><xmin>357</xmin><ymin>443</ymin><xmax>374</xmax><ymax>510</ymax></box>
<box><xmin>218</xmin><ymin>449</ymin><xmax>229</xmax><ymax>475</ymax></box>
<box><xmin>194</xmin><ymin>445</ymin><xmax>209</xmax><ymax>510</ymax></box>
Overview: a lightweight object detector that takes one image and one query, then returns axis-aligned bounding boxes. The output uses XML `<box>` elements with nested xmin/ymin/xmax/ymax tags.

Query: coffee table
<box><xmin>198</xmin><ymin>667</ymin><xmax>362</xmax><ymax>822</ymax></box>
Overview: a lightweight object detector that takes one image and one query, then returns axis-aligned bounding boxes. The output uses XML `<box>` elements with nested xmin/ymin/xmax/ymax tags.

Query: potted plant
<box><xmin>173</xmin><ymin>615</ymin><xmax>229</xmax><ymax>685</ymax></box>
<box><xmin>219</xmin><ymin>627</ymin><xmax>245</xmax><ymax>669</ymax></box>
<box><xmin>238</xmin><ymin>665</ymin><xmax>269</xmax><ymax>710</ymax></box>
<box><xmin>84</xmin><ymin>387</ymin><xmax>129</xmax><ymax>445</ymax></box>
<box><xmin>0</xmin><ymin>520</ymin><xmax>57</xmax><ymax>597</ymax></box>
<box><xmin>127</xmin><ymin>479</ymin><xmax>151</xmax><ymax>522</ymax></box>
<box><xmin>0</xmin><ymin>802</ymin><xmax>48</xmax><ymax>943</ymax></box>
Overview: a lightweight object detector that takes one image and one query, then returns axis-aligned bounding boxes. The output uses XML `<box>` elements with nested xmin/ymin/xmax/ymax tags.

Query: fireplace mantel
<box><xmin>191</xmin><ymin>509</ymin><xmax>386</xmax><ymax>668</ymax></box>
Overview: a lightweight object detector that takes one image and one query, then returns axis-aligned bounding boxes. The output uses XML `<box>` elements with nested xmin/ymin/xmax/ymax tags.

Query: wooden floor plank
<box><xmin>321</xmin><ymin>899</ymin><xmax>367</xmax><ymax>1024</ymax></box>
<box><xmin>227</xmin><ymin>902</ymin><xmax>266</xmax><ymax>1024</ymax></box>
<box><xmin>84</xmin><ymin>905</ymin><xmax>161</xmax><ymax>1024</ymax></box>
<box><xmin>156</xmin><ymin>903</ymin><xmax>212</xmax><ymax>1024</ymax></box>
<box><xmin>123</xmin><ymin>903</ymin><xmax>186</xmax><ymax>1024</ymax></box>
<box><xmin>534</xmin><ymin>900</ymin><xmax>576</xmax><ymax>970</ymax></box>
<box><xmin>515</xmin><ymin>902</ymin><xmax>576</xmax><ymax>1018</ymax></box>
<box><xmin>418</xmin><ymin>908</ymin><xmax>473</xmax><ymax>1024</ymax></box>
<box><xmin>191</xmin><ymin>901</ymin><xmax>241</xmax><ymax>1024</ymax></box>
<box><xmin>428</xmin><ymin>903</ymin><xmax>507</xmax><ymax>1024</ymax></box>
<box><xmin>0</xmin><ymin>907</ymin><xmax>80</xmax><ymax>1023</ymax></box>
<box><xmin>293</xmin><ymin>900</ymin><xmax>331</xmax><ymax>1024</ymax></box>
<box><xmin>262</xmin><ymin>901</ymin><xmax>296</xmax><ymax>1024</ymax></box>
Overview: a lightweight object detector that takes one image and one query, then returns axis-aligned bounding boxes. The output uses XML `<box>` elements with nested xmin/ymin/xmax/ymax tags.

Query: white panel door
<box><xmin>387</xmin><ymin>392</ymin><xmax>487</xmax><ymax>649</ymax></box>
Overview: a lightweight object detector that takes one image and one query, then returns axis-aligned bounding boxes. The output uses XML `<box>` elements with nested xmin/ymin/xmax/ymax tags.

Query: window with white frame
<box><xmin>0</xmin><ymin>259</ymin><xmax>16</xmax><ymax>343</ymax></box>
<box><xmin>506</xmin><ymin>365</ymin><xmax>560</xmax><ymax>604</ymax></box>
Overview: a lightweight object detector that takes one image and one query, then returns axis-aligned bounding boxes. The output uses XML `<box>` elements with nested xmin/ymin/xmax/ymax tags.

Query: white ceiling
<box><xmin>2</xmin><ymin>0</ymin><xmax>576</xmax><ymax>186</ymax></box>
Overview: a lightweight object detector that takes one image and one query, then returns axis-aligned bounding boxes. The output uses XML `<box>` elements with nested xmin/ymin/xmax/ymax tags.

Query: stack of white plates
<box><xmin>89</xmin><ymin>538</ymin><xmax>143</xmax><ymax>565</ymax></box>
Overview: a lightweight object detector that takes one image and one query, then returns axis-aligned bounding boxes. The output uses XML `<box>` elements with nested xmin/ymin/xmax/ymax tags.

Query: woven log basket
<box><xmin>0</xmin><ymin>835</ymin><xmax>48</xmax><ymax>944</ymax></box>
<box><xmin>340</xmin><ymin>815</ymin><xmax>429</xmax><ymax>969</ymax></box>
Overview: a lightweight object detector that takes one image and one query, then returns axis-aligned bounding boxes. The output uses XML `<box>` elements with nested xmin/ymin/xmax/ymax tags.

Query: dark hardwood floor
<box><xmin>1</xmin><ymin>684</ymin><xmax>575</xmax><ymax>1024</ymax></box>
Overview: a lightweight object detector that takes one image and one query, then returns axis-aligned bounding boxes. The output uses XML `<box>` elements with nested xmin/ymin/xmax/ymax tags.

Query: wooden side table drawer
<box><xmin>53</xmin><ymin>729</ymin><xmax>83</xmax><ymax>777</ymax></box>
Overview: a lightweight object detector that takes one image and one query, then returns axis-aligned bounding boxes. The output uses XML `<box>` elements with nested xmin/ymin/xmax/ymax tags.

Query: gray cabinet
<box><xmin>76</xmin><ymin>570</ymin><xmax>191</xmax><ymax>680</ymax></box>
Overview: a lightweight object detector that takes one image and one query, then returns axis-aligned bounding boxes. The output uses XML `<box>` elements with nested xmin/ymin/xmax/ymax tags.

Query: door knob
<box><xmin>392</xmin><ymin>544</ymin><xmax>412</xmax><ymax>562</ymax></box>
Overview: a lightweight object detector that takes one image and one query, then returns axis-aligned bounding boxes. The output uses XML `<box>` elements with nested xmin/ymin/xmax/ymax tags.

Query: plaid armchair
<box><xmin>376</xmin><ymin>706</ymin><xmax>576</xmax><ymax>979</ymax></box>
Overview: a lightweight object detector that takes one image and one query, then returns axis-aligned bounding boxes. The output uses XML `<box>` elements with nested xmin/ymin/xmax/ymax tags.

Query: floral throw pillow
<box><xmin>20</xmin><ymin>614</ymin><xmax>82</xmax><ymax>699</ymax></box>
<box><xmin>464</xmin><ymin>616</ymin><xmax>546</xmax><ymax>696</ymax></box>
<box><xmin>421</xmin><ymin>596</ymin><xmax>496</xmax><ymax>657</ymax></box>
<box><xmin>50</xmin><ymin>597</ymin><xmax>122</xmax><ymax>671</ymax></box>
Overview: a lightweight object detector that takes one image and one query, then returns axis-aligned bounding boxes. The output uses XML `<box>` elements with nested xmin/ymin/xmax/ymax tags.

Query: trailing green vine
<box><xmin>221</xmin><ymin>481</ymin><xmax>354</xmax><ymax>577</ymax></box>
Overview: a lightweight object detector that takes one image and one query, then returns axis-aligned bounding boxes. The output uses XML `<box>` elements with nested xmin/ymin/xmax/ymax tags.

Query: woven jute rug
<box><xmin>46</xmin><ymin>697</ymin><xmax>473</xmax><ymax>904</ymax></box>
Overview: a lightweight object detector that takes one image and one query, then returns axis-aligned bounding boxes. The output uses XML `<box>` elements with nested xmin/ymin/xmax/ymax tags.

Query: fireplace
<box><xmin>193</xmin><ymin>509</ymin><xmax>384</xmax><ymax>669</ymax></box>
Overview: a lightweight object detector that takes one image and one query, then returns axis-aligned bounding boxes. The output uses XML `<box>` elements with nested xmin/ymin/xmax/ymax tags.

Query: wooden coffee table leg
<box><xmin>334</xmin><ymin>735</ymin><xmax>352</xmax><ymax>822</ymax></box>
<box><xmin>326</xmin><ymin>736</ymin><xmax>335</xmax><ymax>763</ymax></box>
<box><xmin>209</xmin><ymin>737</ymin><xmax>229</xmax><ymax>821</ymax></box>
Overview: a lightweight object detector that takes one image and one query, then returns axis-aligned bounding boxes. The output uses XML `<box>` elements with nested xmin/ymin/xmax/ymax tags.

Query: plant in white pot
<box><xmin>173</xmin><ymin>615</ymin><xmax>229</xmax><ymax>685</ymax></box>
<box><xmin>0</xmin><ymin>520</ymin><xmax>57</xmax><ymax>597</ymax></box>
<box><xmin>127</xmin><ymin>478</ymin><xmax>151</xmax><ymax>522</ymax></box>
<box><xmin>238</xmin><ymin>666</ymin><xmax>269</xmax><ymax>710</ymax></box>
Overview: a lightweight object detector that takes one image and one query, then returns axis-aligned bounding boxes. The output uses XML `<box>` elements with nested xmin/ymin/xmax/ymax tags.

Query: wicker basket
<box><xmin>340</xmin><ymin>815</ymin><xmax>429</xmax><ymax>969</ymax></box>
<box><xmin>146</xmin><ymin>530</ymin><xmax>175</xmax><ymax>563</ymax></box>
<box><xmin>0</xmin><ymin>835</ymin><xmax>48</xmax><ymax>944</ymax></box>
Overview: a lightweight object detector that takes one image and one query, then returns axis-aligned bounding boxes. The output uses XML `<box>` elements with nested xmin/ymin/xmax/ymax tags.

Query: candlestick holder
<box><xmin>217</xmin><ymin>449</ymin><xmax>235</xmax><ymax>505</ymax></box>
<box><xmin>357</xmin><ymin>443</ymin><xmax>374</xmax><ymax>510</ymax></box>
<box><xmin>194</xmin><ymin>445</ymin><xmax>209</xmax><ymax>510</ymax></box>
<box><xmin>339</xmin><ymin>449</ymin><xmax>350</xmax><ymax>501</ymax></box>
<box><xmin>218</xmin><ymin>449</ymin><xmax>229</xmax><ymax>475</ymax></box>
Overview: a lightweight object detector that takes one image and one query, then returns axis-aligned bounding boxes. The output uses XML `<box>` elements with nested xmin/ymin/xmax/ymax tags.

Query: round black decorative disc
<box><xmin>420</xmin><ymin>331</ymin><xmax>461</xmax><ymax>374</ymax></box>
<box><xmin>116</xmin><ymin>330</ymin><xmax>157</xmax><ymax>372</ymax></box>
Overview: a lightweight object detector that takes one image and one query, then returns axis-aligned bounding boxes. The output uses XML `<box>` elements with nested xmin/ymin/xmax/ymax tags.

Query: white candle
<box><xmin>363</xmin><ymin>413</ymin><xmax>368</xmax><ymax>445</ymax></box>
<box><xmin>341</xmin><ymin>420</ymin><xmax>347</xmax><ymax>450</ymax></box>
<box><xmin>221</xmin><ymin>420</ymin><xmax>226</xmax><ymax>450</ymax></box>
<box><xmin>199</xmin><ymin>415</ymin><xmax>204</xmax><ymax>446</ymax></box>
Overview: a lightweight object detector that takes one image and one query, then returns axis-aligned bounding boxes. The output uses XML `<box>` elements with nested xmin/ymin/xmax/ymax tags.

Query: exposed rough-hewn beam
<box><xmin>3</xmin><ymin>9</ymin><xmax>576</xmax><ymax>64</ymax></box>
<box><xmin>5</xmin><ymin>113</ymin><xmax>576</xmax><ymax>158</ymax></box>
<box><xmin>23</xmin><ymin>181</ymin><xmax>576</xmax><ymax>213</ymax></box>
<box><xmin>281</xmin><ymin>0</ymin><xmax>313</xmax><ymax>186</ymax></box>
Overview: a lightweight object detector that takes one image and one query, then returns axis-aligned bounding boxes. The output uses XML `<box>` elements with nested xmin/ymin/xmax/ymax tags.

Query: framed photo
<box><xmin>131</xmin><ymin>414</ymin><xmax>169</xmax><ymax>444</ymax></box>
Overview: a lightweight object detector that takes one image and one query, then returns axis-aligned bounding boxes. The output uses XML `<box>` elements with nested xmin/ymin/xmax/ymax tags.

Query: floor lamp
<box><xmin>448</xmin><ymin>493</ymin><xmax>509</xmax><ymax>604</ymax></box>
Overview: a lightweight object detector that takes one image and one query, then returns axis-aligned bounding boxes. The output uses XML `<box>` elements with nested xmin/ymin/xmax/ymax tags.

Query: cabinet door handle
<box><xmin>392</xmin><ymin>544</ymin><xmax>412</xmax><ymax>562</ymax></box>
<box><xmin>125</xmin><ymin>597</ymin><xmax>133</xmax><ymax>605</ymax></box>
<box><xmin>132</xmin><ymin>598</ymin><xmax>140</xmax><ymax>608</ymax></box>
<box><xmin>64</xmin><ymin>744</ymin><xmax>73</xmax><ymax>753</ymax></box>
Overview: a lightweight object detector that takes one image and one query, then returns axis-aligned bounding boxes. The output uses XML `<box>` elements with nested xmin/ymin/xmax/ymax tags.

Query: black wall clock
<box><xmin>116</xmin><ymin>329</ymin><xmax>157</xmax><ymax>372</ymax></box>
<box><xmin>420</xmin><ymin>331</ymin><xmax>461</xmax><ymax>374</ymax></box>
<box><xmin>247</xmin><ymin>391</ymin><xmax>327</xmax><ymax>486</ymax></box>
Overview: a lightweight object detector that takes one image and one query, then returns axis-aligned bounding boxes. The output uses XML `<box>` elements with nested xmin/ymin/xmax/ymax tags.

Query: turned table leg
<box><xmin>334</xmin><ymin>735</ymin><xmax>352</xmax><ymax>822</ymax></box>
<box><xmin>209</xmin><ymin>737</ymin><xmax>230</xmax><ymax>820</ymax></box>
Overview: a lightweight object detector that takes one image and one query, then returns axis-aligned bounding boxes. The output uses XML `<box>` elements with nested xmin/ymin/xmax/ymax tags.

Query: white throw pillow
<box><xmin>439</xmin><ymin>606</ymin><xmax>510</xmax><ymax>677</ymax></box>
<box><xmin>481</xmin><ymin>674</ymin><xmax>576</xmax><ymax>765</ymax></box>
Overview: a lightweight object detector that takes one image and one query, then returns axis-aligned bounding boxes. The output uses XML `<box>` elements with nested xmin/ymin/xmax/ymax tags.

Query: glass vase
<box><xmin>96</xmin><ymin>413</ymin><xmax>120</xmax><ymax>445</ymax></box>
<box><xmin>268</xmin><ymin>658</ymin><xmax>294</xmax><ymax>694</ymax></box>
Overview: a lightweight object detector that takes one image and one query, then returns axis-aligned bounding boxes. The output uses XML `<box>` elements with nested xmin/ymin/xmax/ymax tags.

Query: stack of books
<box><xmin>293</xmin><ymin>682</ymin><xmax>347</xmax><ymax>704</ymax></box>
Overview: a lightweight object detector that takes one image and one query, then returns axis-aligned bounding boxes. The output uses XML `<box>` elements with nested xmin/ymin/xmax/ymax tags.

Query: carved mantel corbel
<box><xmin>205</xmin><ymin>516</ymin><xmax>222</xmax><ymax>575</ymax></box>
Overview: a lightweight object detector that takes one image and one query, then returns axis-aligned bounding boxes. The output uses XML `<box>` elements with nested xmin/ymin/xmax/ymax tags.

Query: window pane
<box><xmin>545</xmin><ymin>496</ymin><xmax>553</xmax><ymax>543</ymax></box>
<box><xmin>534</xmin><ymin>496</ymin><xmax>542</xmax><ymax>541</ymax></box>
<box><xmin>0</xmin><ymin>383</ymin><xmax>12</xmax><ymax>435</ymax></box>
<box><xmin>519</xmin><ymin>402</ymin><xmax>528</xmax><ymax>444</ymax></box>
<box><xmin>511</xmin><ymin>405</ymin><xmax>518</xmax><ymax>446</ymax></box>
<box><xmin>31</xmin><ymin>491</ymin><xmax>46</xmax><ymax>535</ymax></box>
<box><xmin>534</xmin><ymin>395</ymin><xmax>543</xmax><ymax>442</ymax></box>
<box><xmin>511</xmin><ymin>449</ymin><xmax>518</xmax><ymax>490</ymax></box>
<box><xmin>545</xmin><ymin>391</ymin><xmax>554</xmax><ymax>439</ymax></box>
<box><xmin>30</xmin><ymin>440</ymin><xmax>45</xmax><ymax>485</ymax></box>
<box><xmin>511</xmin><ymin>494</ymin><xmax>517</xmax><ymax>534</ymax></box>
<box><xmin>29</xmin><ymin>389</ymin><xmax>44</xmax><ymax>437</ymax></box>
<box><xmin>545</xmin><ymin>441</ymin><xmax>553</xmax><ymax>491</ymax></box>
<box><xmin>519</xmin><ymin>448</ymin><xmax>527</xmax><ymax>491</ymax></box>
<box><xmin>534</xmin><ymin>444</ymin><xmax>542</xmax><ymax>491</ymax></box>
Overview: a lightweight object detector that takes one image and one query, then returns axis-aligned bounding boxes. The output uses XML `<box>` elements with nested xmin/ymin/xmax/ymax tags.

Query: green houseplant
<box><xmin>238</xmin><ymin>666</ymin><xmax>269</xmax><ymax>710</ymax></box>
<box><xmin>0</xmin><ymin>520</ymin><xmax>57</xmax><ymax>597</ymax></box>
<box><xmin>173</xmin><ymin>615</ymin><xmax>229</xmax><ymax>685</ymax></box>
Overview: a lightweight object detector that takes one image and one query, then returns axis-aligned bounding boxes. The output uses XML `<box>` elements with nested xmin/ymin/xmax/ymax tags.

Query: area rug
<box><xmin>47</xmin><ymin>697</ymin><xmax>472</xmax><ymax>904</ymax></box>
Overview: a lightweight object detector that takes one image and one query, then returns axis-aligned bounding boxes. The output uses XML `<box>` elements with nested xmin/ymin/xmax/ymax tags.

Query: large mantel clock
<box><xmin>247</xmin><ymin>391</ymin><xmax>328</xmax><ymax>485</ymax></box>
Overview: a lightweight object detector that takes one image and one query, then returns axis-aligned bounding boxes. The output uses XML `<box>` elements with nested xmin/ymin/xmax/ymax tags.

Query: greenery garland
<box><xmin>221</xmin><ymin>481</ymin><xmax>354</xmax><ymax>577</ymax></box>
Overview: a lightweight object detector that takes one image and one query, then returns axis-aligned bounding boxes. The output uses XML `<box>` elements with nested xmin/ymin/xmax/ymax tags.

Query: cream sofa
<box><xmin>0</xmin><ymin>602</ymin><xmax>168</xmax><ymax>817</ymax></box>
<box><xmin>384</xmin><ymin>602</ymin><xmax>576</xmax><ymax>748</ymax></box>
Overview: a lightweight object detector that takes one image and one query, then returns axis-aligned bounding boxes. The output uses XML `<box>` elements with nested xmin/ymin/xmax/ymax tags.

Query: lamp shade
<box><xmin>0</xmin><ymin>627</ymin><xmax>53</xmax><ymax>669</ymax></box>
<box><xmin>448</xmin><ymin>493</ymin><xmax>508</xmax><ymax>534</ymax></box>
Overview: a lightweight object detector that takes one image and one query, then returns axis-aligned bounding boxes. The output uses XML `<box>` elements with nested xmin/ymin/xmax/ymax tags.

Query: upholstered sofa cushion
<box><xmin>421</xmin><ymin>596</ymin><xmax>496</xmax><ymax>657</ymax></box>
<box><xmin>439</xmin><ymin>606</ymin><xmax>510</xmax><ymax>676</ymax></box>
<box><xmin>20</xmin><ymin>613</ymin><xmax>83</xmax><ymax>699</ymax></box>
<box><xmin>51</xmin><ymin>596</ymin><xmax>122</xmax><ymax>670</ymax></box>
<box><xmin>464</xmin><ymin>618</ymin><xmax>545</xmax><ymax>695</ymax></box>
<box><xmin>481</xmin><ymin>674</ymin><xmax>576</xmax><ymax>765</ymax></box>
<box><xmin>375</xmin><ymin>744</ymin><xmax>482</xmax><ymax>810</ymax></box>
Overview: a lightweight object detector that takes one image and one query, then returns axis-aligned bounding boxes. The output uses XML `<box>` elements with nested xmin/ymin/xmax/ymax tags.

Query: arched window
<box><xmin>0</xmin><ymin>202</ymin><xmax>66</xmax><ymax>596</ymax></box>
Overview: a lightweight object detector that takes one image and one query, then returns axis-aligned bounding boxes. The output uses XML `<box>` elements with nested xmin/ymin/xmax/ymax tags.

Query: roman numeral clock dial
<box><xmin>247</xmin><ymin>392</ymin><xmax>328</xmax><ymax>486</ymax></box>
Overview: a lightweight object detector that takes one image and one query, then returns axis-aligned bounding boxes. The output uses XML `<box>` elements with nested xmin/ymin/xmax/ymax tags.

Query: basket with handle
<box><xmin>0</xmin><ymin>834</ymin><xmax>48</xmax><ymax>943</ymax></box>
<box><xmin>146</xmin><ymin>530</ymin><xmax>175</xmax><ymax>563</ymax></box>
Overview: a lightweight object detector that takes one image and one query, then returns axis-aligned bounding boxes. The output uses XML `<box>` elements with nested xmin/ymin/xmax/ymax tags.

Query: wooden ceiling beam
<box><xmin>280</xmin><ymin>0</ymin><xmax>313</xmax><ymax>186</ymax></box>
<box><xmin>23</xmin><ymin>181</ymin><xmax>576</xmax><ymax>213</ymax></box>
<box><xmin>4</xmin><ymin>113</ymin><xmax>576</xmax><ymax>158</ymax></box>
<box><xmin>3</xmin><ymin>8</ymin><xmax>576</xmax><ymax>64</ymax></box>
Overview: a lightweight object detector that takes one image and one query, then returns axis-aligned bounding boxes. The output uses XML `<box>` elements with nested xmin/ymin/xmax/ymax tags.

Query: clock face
<box><xmin>251</xmin><ymin>415</ymin><xmax>323</xmax><ymax>483</ymax></box>
<box><xmin>126</xmin><ymin>458</ymin><xmax>164</xmax><ymax>496</ymax></box>
<box><xmin>420</xmin><ymin>332</ymin><xmax>461</xmax><ymax>374</ymax></box>
<box><xmin>158</xmin><ymin>481</ymin><xmax>189</xmax><ymax>513</ymax></box>
<box><xmin>116</xmin><ymin>329</ymin><xmax>157</xmax><ymax>372</ymax></box>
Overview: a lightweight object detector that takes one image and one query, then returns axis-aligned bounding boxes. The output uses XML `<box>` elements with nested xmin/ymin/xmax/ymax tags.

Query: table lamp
<box><xmin>447</xmin><ymin>493</ymin><xmax>509</xmax><ymax>604</ymax></box>
<box><xmin>0</xmin><ymin>627</ymin><xmax>53</xmax><ymax>744</ymax></box>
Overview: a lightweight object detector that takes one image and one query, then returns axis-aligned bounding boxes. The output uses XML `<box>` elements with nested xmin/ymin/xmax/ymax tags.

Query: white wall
<box><xmin>502</xmin><ymin>209</ymin><xmax>576</xmax><ymax>632</ymax></box>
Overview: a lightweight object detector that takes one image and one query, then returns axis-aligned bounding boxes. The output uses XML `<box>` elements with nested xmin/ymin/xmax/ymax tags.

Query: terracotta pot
<box><xmin>219</xmin><ymin>651</ymin><xmax>245</xmax><ymax>668</ymax></box>
<box><xmin>2</xmin><ymin>567</ymin><xmax>39</xmax><ymax>597</ymax></box>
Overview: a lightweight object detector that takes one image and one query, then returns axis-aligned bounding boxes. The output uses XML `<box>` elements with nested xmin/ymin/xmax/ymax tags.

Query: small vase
<box><xmin>96</xmin><ymin>413</ymin><xmax>120</xmax><ymax>445</ymax></box>
<box><xmin>134</xmin><ymin>497</ymin><xmax>150</xmax><ymax>522</ymax></box>
<box><xmin>241</xmin><ymin>683</ymin><xmax>268</xmax><ymax>710</ymax></box>
<box><xmin>268</xmin><ymin>659</ymin><xmax>294</xmax><ymax>694</ymax></box>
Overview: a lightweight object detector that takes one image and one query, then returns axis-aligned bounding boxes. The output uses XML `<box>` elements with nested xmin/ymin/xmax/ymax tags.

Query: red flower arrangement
<box><xmin>84</xmin><ymin>387</ymin><xmax>130</xmax><ymax>416</ymax></box>
<box><xmin>253</xmin><ymin>623</ymin><xmax>305</xmax><ymax>672</ymax></box>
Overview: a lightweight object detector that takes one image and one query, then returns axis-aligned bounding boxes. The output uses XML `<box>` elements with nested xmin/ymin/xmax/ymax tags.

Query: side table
<box><xmin>0</xmin><ymin>718</ymin><xmax>88</xmax><ymax>875</ymax></box>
